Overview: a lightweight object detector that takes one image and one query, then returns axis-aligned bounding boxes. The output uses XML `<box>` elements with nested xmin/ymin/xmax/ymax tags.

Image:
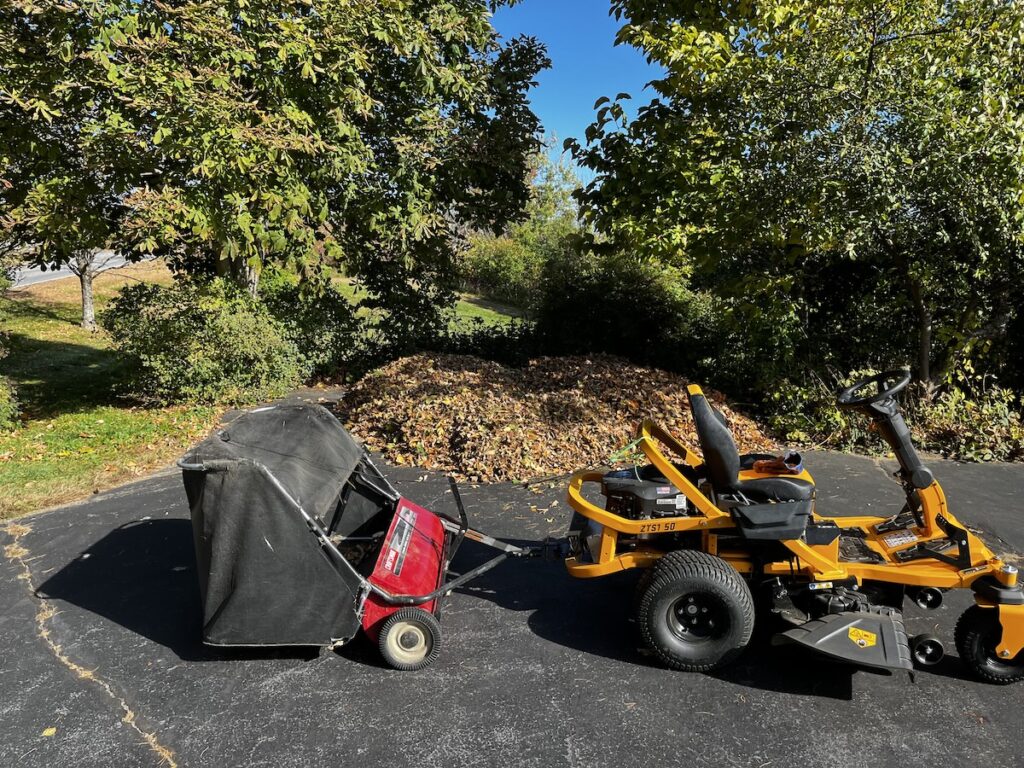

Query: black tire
<box><xmin>378</xmin><ymin>608</ymin><xmax>442</xmax><ymax>671</ymax></box>
<box><xmin>637</xmin><ymin>549</ymin><xmax>755</xmax><ymax>672</ymax></box>
<box><xmin>954</xmin><ymin>605</ymin><xmax>1024</xmax><ymax>685</ymax></box>
<box><xmin>632</xmin><ymin>567</ymin><xmax>655</xmax><ymax>616</ymax></box>
<box><xmin>910</xmin><ymin>633</ymin><xmax>945</xmax><ymax>667</ymax></box>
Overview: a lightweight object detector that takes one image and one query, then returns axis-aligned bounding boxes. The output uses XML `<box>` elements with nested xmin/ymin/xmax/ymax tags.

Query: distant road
<box><xmin>12</xmin><ymin>251</ymin><xmax>128</xmax><ymax>288</ymax></box>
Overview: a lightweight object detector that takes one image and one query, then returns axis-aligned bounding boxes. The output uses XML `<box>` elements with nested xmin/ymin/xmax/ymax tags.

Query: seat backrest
<box><xmin>687</xmin><ymin>387</ymin><xmax>740</xmax><ymax>493</ymax></box>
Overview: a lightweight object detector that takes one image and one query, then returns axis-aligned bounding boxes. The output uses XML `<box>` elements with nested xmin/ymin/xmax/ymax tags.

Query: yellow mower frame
<box><xmin>566</xmin><ymin>387</ymin><xmax>1024</xmax><ymax>661</ymax></box>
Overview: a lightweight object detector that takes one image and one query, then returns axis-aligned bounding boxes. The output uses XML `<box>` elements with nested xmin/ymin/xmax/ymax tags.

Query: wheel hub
<box><xmin>669</xmin><ymin>594</ymin><xmax>725</xmax><ymax>641</ymax></box>
<box><xmin>399</xmin><ymin>630</ymin><xmax>420</xmax><ymax>650</ymax></box>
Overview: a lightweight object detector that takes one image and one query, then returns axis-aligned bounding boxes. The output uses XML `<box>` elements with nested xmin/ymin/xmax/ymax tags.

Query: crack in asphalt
<box><xmin>3</xmin><ymin>522</ymin><xmax>179</xmax><ymax>768</ymax></box>
<box><xmin>870</xmin><ymin>455</ymin><xmax>901</xmax><ymax>487</ymax></box>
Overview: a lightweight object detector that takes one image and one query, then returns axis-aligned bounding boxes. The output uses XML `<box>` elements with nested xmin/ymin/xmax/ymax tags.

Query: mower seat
<box><xmin>735</xmin><ymin>476</ymin><xmax>814</xmax><ymax>503</ymax></box>
<box><xmin>687</xmin><ymin>387</ymin><xmax>815</xmax><ymax>505</ymax></box>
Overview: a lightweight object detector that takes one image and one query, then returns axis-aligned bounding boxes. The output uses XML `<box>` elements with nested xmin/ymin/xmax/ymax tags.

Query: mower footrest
<box><xmin>774</xmin><ymin>607</ymin><xmax>913</xmax><ymax>671</ymax></box>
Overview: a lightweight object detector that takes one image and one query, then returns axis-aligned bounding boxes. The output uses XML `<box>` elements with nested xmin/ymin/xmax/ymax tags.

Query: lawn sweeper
<box><xmin>565</xmin><ymin>370</ymin><xmax>1024</xmax><ymax>683</ymax></box>
<box><xmin>180</xmin><ymin>404</ymin><xmax>548</xmax><ymax>671</ymax></box>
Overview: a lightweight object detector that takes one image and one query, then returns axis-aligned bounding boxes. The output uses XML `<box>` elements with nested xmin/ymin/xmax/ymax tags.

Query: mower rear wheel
<box><xmin>637</xmin><ymin>549</ymin><xmax>754</xmax><ymax>672</ymax></box>
<box><xmin>379</xmin><ymin>608</ymin><xmax>442</xmax><ymax>671</ymax></box>
<box><xmin>955</xmin><ymin>605</ymin><xmax>1024</xmax><ymax>684</ymax></box>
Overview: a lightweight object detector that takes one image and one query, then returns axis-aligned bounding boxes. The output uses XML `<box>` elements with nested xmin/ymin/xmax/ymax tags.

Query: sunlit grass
<box><xmin>0</xmin><ymin>262</ymin><xmax>515</xmax><ymax>517</ymax></box>
<box><xmin>0</xmin><ymin>263</ymin><xmax>217</xmax><ymax>518</ymax></box>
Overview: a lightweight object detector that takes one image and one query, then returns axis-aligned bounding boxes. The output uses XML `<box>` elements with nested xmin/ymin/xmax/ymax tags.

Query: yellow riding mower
<box><xmin>565</xmin><ymin>371</ymin><xmax>1024</xmax><ymax>683</ymax></box>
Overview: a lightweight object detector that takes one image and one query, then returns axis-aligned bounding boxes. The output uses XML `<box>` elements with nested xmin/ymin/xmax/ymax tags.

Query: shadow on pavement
<box><xmin>451</xmin><ymin>540</ymin><xmax>866</xmax><ymax>700</ymax></box>
<box><xmin>35</xmin><ymin>520</ymin><xmax>968</xmax><ymax>694</ymax></box>
<box><xmin>36</xmin><ymin>519</ymin><xmax>317</xmax><ymax>663</ymax></box>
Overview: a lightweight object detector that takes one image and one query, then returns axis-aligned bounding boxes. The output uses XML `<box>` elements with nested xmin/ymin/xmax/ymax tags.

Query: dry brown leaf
<box><xmin>338</xmin><ymin>353</ymin><xmax>776</xmax><ymax>483</ymax></box>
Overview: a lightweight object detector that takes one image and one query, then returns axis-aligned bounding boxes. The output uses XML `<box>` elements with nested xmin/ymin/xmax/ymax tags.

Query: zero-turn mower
<box><xmin>565</xmin><ymin>370</ymin><xmax>1024</xmax><ymax>683</ymax></box>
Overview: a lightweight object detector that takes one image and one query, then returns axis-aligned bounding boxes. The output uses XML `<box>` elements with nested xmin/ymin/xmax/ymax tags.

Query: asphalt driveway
<box><xmin>3</xmin><ymin>450</ymin><xmax>1023</xmax><ymax>768</ymax></box>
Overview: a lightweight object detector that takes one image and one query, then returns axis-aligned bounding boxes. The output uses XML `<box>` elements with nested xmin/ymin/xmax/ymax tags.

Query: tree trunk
<box><xmin>906</xmin><ymin>273</ymin><xmax>934</xmax><ymax>397</ymax></box>
<box><xmin>74</xmin><ymin>251</ymin><xmax>97</xmax><ymax>331</ymax></box>
<box><xmin>216</xmin><ymin>255</ymin><xmax>260</xmax><ymax>297</ymax></box>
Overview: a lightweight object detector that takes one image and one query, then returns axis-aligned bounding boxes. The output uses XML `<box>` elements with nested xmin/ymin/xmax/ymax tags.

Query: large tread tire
<box><xmin>632</xmin><ymin>567</ymin><xmax>655</xmax><ymax>616</ymax></box>
<box><xmin>637</xmin><ymin>549</ymin><xmax>754</xmax><ymax>672</ymax></box>
<box><xmin>378</xmin><ymin>608</ymin><xmax>442</xmax><ymax>671</ymax></box>
<box><xmin>954</xmin><ymin>605</ymin><xmax>1024</xmax><ymax>685</ymax></box>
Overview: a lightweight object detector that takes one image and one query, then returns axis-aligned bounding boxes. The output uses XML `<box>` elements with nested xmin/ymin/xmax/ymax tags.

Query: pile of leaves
<box><xmin>340</xmin><ymin>354</ymin><xmax>775</xmax><ymax>482</ymax></box>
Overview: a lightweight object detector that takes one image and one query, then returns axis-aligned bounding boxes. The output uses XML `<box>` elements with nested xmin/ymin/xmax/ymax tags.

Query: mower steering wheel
<box><xmin>836</xmin><ymin>369</ymin><xmax>911</xmax><ymax>410</ymax></box>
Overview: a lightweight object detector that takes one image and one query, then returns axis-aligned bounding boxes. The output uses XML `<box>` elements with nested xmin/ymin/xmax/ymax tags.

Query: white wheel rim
<box><xmin>386</xmin><ymin>620</ymin><xmax>430</xmax><ymax>664</ymax></box>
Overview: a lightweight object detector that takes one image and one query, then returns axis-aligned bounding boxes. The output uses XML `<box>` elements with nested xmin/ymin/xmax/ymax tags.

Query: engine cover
<box><xmin>603</xmin><ymin>466</ymin><xmax>692</xmax><ymax>518</ymax></box>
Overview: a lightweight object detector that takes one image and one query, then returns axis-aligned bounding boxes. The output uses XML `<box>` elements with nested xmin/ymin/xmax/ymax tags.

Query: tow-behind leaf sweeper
<box><xmin>180</xmin><ymin>404</ymin><xmax>543</xmax><ymax>671</ymax></box>
<box><xmin>565</xmin><ymin>371</ymin><xmax>1024</xmax><ymax>683</ymax></box>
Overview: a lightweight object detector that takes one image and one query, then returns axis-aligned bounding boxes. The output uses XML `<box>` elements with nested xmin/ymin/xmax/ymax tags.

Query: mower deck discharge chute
<box><xmin>180</xmin><ymin>404</ymin><xmax>539</xmax><ymax>670</ymax></box>
<box><xmin>565</xmin><ymin>370</ymin><xmax>1024</xmax><ymax>683</ymax></box>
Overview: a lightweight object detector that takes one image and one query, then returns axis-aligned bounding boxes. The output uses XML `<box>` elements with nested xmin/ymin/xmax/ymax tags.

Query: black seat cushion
<box><xmin>735</xmin><ymin>477</ymin><xmax>814</xmax><ymax>503</ymax></box>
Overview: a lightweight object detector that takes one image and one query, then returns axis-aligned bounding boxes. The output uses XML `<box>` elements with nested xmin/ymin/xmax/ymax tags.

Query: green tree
<box><xmin>0</xmin><ymin>0</ymin><xmax>146</xmax><ymax>329</ymax></box>
<box><xmin>2</xmin><ymin>1</ymin><xmax>547</xmax><ymax>340</ymax></box>
<box><xmin>568</xmin><ymin>0</ymin><xmax>1024</xmax><ymax>395</ymax></box>
<box><xmin>462</xmin><ymin>150</ymin><xmax>580</xmax><ymax>308</ymax></box>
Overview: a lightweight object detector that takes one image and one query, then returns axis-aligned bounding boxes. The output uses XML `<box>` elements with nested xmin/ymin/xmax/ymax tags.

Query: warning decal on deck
<box><xmin>882</xmin><ymin>529</ymin><xmax>919</xmax><ymax>548</ymax></box>
<box><xmin>383</xmin><ymin>505</ymin><xmax>416</xmax><ymax>576</ymax></box>
<box><xmin>848</xmin><ymin>627</ymin><xmax>877</xmax><ymax>648</ymax></box>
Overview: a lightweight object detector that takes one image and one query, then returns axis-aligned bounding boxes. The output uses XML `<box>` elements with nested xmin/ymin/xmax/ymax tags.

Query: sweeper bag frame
<box><xmin>179</xmin><ymin>404</ymin><xmax>545</xmax><ymax>671</ymax></box>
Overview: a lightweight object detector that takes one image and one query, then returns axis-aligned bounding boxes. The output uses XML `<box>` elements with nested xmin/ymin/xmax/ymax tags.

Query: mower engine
<box><xmin>598</xmin><ymin>466</ymin><xmax>696</xmax><ymax>520</ymax></box>
<box><xmin>603</xmin><ymin>466</ymin><xmax>694</xmax><ymax>519</ymax></box>
<box><xmin>569</xmin><ymin>464</ymin><xmax>698</xmax><ymax>563</ymax></box>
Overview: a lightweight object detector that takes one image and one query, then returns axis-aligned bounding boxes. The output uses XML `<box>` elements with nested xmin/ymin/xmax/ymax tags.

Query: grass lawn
<box><xmin>333</xmin><ymin>277</ymin><xmax>520</xmax><ymax>326</ymax></box>
<box><xmin>0</xmin><ymin>263</ymin><xmax>220</xmax><ymax>518</ymax></box>
<box><xmin>0</xmin><ymin>262</ymin><xmax>515</xmax><ymax>518</ymax></box>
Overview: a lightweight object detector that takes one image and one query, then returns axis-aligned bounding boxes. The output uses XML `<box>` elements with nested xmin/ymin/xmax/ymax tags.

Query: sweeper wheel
<box><xmin>637</xmin><ymin>549</ymin><xmax>754</xmax><ymax>672</ymax></box>
<box><xmin>379</xmin><ymin>608</ymin><xmax>442</xmax><ymax>671</ymax></box>
<box><xmin>955</xmin><ymin>605</ymin><xmax>1024</xmax><ymax>685</ymax></box>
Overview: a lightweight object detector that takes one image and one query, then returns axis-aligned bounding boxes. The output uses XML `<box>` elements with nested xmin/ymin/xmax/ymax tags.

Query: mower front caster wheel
<box><xmin>910</xmin><ymin>634</ymin><xmax>944</xmax><ymax>667</ymax></box>
<box><xmin>379</xmin><ymin>608</ymin><xmax>442</xmax><ymax>671</ymax></box>
<box><xmin>637</xmin><ymin>549</ymin><xmax>755</xmax><ymax>672</ymax></box>
<box><xmin>955</xmin><ymin>605</ymin><xmax>1024</xmax><ymax>685</ymax></box>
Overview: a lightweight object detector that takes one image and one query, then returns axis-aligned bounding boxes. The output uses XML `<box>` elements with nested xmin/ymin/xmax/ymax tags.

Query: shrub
<box><xmin>428</xmin><ymin>318</ymin><xmax>539</xmax><ymax>367</ymax></box>
<box><xmin>912</xmin><ymin>380</ymin><xmax>1023</xmax><ymax>462</ymax></box>
<box><xmin>260</xmin><ymin>277</ymin><xmax>360</xmax><ymax>378</ymax></box>
<box><xmin>102</xmin><ymin>278</ymin><xmax>303</xmax><ymax>404</ymax></box>
<box><xmin>0</xmin><ymin>267</ymin><xmax>19</xmax><ymax>429</ymax></box>
<box><xmin>460</xmin><ymin>234</ymin><xmax>544</xmax><ymax>309</ymax></box>
<box><xmin>765</xmin><ymin>369</ymin><xmax>1024</xmax><ymax>462</ymax></box>
<box><xmin>765</xmin><ymin>369</ymin><xmax>883</xmax><ymax>452</ymax></box>
<box><xmin>533</xmin><ymin>249</ymin><xmax>719</xmax><ymax>375</ymax></box>
<box><xmin>0</xmin><ymin>376</ymin><xmax>18</xmax><ymax>430</ymax></box>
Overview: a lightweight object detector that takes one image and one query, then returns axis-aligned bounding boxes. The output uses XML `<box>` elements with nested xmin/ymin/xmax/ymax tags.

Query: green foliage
<box><xmin>0</xmin><ymin>264</ymin><xmax>17</xmax><ymax>429</ymax></box>
<box><xmin>766</xmin><ymin>369</ymin><xmax>1023</xmax><ymax>462</ymax></box>
<box><xmin>913</xmin><ymin>380</ymin><xmax>1024</xmax><ymax>462</ymax></box>
<box><xmin>2</xmin><ymin>1</ymin><xmax>548</xmax><ymax>336</ymax></box>
<box><xmin>569</xmin><ymin>0</ymin><xmax>1024</xmax><ymax>396</ymax></box>
<box><xmin>428</xmin><ymin>319</ymin><xmax>539</xmax><ymax>368</ymax></box>
<box><xmin>461</xmin><ymin>235</ymin><xmax>544</xmax><ymax>308</ymax></box>
<box><xmin>460</xmin><ymin>152</ymin><xmax>581</xmax><ymax>309</ymax></box>
<box><xmin>1</xmin><ymin>2</ymin><xmax>139</xmax><ymax>273</ymax></box>
<box><xmin>260</xmin><ymin>275</ymin><xmax>360</xmax><ymax>379</ymax></box>
<box><xmin>0</xmin><ymin>377</ymin><xmax>18</xmax><ymax>431</ymax></box>
<box><xmin>766</xmin><ymin>370</ymin><xmax>885</xmax><ymax>452</ymax></box>
<box><xmin>101</xmin><ymin>279</ymin><xmax>302</xmax><ymax>405</ymax></box>
<box><xmin>534</xmin><ymin>249</ymin><xmax>718</xmax><ymax>373</ymax></box>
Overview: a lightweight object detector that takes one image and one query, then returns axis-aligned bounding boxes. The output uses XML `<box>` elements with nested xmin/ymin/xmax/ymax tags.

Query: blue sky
<box><xmin>491</xmin><ymin>1</ymin><xmax>662</xmax><ymax>159</ymax></box>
